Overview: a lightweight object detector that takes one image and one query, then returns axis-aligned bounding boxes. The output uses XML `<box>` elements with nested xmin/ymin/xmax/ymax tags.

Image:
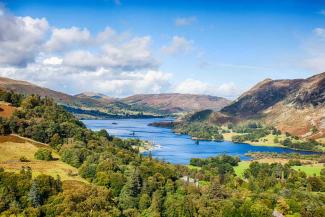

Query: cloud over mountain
<box><xmin>0</xmin><ymin>6</ymin><xmax>239</xmax><ymax>98</ymax></box>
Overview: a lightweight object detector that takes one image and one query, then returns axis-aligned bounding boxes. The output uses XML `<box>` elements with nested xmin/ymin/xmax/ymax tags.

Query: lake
<box><xmin>83</xmin><ymin>118</ymin><xmax>313</xmax><ymax>164</ymax></box>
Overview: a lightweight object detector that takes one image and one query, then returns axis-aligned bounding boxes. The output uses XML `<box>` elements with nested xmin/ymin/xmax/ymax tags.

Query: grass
<box><xmin>0</xmin><ymin>135</ymin><xmax>87</xmax><ymax>183</ymax></box>
<box><xmin>234</xmin><ymin>161</ymin><xmax>250</xmax><ymax>178</ymax></box>
<box><xmin>317</xmin><ymin>137</ymin><xmax>325</xmax><ymax>144</ymax></box>
<box><xmin>223</xmin><ymin>132</ymin><xmax>284</xmax><ymax>147</ymax></box>
<box><xmin>0</xmin><ymin>102</ymin><xmax>16</xmax><ymax>118</ymax></box>
<box><xmin>292</xmin><ymin>164</ymin><xmax>324</xmax><ymax>176</ymax></box>
<box><xmin>249</xmin><ymin>134</ymin><xmax>285</xmax><ymax>147</ymax></box>
<box><xmin>187</xmin><ymin>165</ymin><xmax>202</xmax><ymax>170</ymax></box>
<box><xmin>222</xmin><ymin>131</ymin><xmax>302</xmax><ymax>148</ymax></box>
<box><xmin>234</xmin><ymin>161</ymin><xmax>324</xmax><ymax>178</ymax></box>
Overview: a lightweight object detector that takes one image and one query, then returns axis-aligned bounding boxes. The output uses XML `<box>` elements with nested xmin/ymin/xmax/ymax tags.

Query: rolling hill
<box><xmin>122</xmin><ymin>93</ymin><xmax>231</xmax><ymax>113</ymax></box>
<box><xmin>75</xmin><ymin>92</ymin><xmax>117</xmax><ymax>104</ymax></box>
<box><xmin>0</xmin><ymin>76</ymin><xmax>231</xmax><ymax>117</ymax></box>
<box><xmin>0</xmin><ymin>77</ymin><xmax>103</xmax><ymax>108</ymax></box>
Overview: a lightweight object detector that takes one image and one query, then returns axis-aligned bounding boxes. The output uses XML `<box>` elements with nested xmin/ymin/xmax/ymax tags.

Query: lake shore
<box><xmin>83</xmin><ymin>118</ymin><xmax>319</xmax><ymax>164</ymax></box>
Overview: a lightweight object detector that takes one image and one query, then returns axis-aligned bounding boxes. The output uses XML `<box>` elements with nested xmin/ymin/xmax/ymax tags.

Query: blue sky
<box><xmin>1</xmin><ymin>0</ymin><xmax>325</xmax><ymax>98</ymax></box>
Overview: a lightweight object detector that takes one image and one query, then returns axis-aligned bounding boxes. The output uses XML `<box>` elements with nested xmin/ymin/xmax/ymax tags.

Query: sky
<box><xmin>0</xmin><ymin>0</ymin><xmax>325</xmax><ymax>99</ymax></box>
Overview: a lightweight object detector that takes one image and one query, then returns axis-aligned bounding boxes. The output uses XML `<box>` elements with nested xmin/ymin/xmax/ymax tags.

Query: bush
<box><xmin>287</xmin><ymin>159</ymin><xmax>302</xmax><ymax>166</ymax></box>
<box><xmin>19</xmin><ymin>156</ymin><xmax>30</xmax><ymax>162</ymax></box>
<box><xmin>34</xmin><ymin>148</ymin><xmax>53</xmax><ymax>161</ymax></box>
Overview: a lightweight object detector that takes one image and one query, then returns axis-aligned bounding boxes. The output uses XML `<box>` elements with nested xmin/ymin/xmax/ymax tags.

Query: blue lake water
<box><xmin>83</xmin><ymin>118</ymin><xmax>314</xmax><ymax>164</ymax></box>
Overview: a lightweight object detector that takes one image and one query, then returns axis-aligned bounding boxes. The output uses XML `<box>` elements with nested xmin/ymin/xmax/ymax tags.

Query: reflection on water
<box><xmin>83</xmin><ymin>118</ymin><xmax>314</xmax><ymax>164</ymax></box>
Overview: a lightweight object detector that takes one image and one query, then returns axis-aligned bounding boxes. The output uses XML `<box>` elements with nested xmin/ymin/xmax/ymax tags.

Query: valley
<box><xmin>0</xmin><ymin>81</ymin><xmax>323</xmax><ymax>216</ymax></box>
<box><xmin>1</xmin><ymin>1</ymin><xmax>325</xmax><ymax>216</ymax></box>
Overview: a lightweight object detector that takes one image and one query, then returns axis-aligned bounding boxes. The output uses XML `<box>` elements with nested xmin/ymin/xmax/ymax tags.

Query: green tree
<box><xmin>34</xmin><ymin>148</ymin><xmax>53</xmax><ymax>161</ymax></box>
<box><xmin>139</xmin><ymin>193</ymin><xmax>151</xmax><ymax>211</ymax></box>
<box><xmin>119</xmin><ymin>168</ymin><xmax>142</xmax><ymax>210</ymax></box>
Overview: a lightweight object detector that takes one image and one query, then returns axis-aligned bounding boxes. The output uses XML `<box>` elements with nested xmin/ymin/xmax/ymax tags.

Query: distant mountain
<box><xmin>0</xmin><ymin>77</ymin><xmax>103</xmax><ymax>108</ymax></box>
<box><xmin>75</xmin><ymin>92</ymin><xmax>117</xmax><ymax>104</ymax></box>
<box><xmin>121</xmin><ymin>93</ymin><xmax>231</xmax><ymax>113</ymax></box>
<box><xmin>188</xmin><ymin>72</ymin><xmax>325</xmax><ymax>139</ymax></box>
<box><xmin>0</xmin><ymin>77</ymin><xmax>230</xmax><ymax>118</ymax></box>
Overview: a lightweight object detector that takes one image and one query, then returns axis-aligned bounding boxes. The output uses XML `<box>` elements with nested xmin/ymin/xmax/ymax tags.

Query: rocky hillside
<box><xmin>221</xmin><ymin>72</ymin><xmax>324</xmax><ymax>117</ymax></box>
<box><xmin>221</xmin><ymin>78</ymin><xmax>303</xmax><ymax>116</ymax></box>
<box><xmin>189</xmin><ymin>72</ymin><xmax>325</xmax><ymax>139</ymax></box>
<box><xmin>122</xmin><ymin>93</ymin><xmax>231</xmax><ymax>113</ymax></box>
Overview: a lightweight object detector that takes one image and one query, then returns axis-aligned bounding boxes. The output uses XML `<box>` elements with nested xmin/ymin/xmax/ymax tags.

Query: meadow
<box><xmin>0</xmin><ymin>135</ymin><xmax>86</xmax><ymax>182</ymax></box>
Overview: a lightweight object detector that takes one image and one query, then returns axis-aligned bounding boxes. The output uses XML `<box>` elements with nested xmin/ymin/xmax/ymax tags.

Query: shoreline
<box><xmin>132</xmin><ymin>140</ymin><xmax>161</xmax><ymax>153</ymax></box>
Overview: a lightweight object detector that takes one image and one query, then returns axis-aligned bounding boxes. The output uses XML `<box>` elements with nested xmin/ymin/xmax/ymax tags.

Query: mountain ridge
<box><xmin>189</xmin><ymin>72</ymin><xmax>325</xmax><ymax>139</ymax></box>
<box><xmin>0</xmin><ymin>76</ymin><xmax>231</xmax><ymax>116</ymax></box>
<box><xmin>122</xmin><ymin>93</ymin><xmax>231</xmax><ymax>113</ymax></box>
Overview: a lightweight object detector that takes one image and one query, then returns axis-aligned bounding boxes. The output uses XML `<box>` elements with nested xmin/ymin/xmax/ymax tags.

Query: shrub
<box><xmin>34</xmin><ymin>148</ymin><xmax>53</xmax><ymax>161</ymax></box>
<box><xmin>287</xmin><ymin>159</ymin><xmax>302</xmax><ymax>166</ymax></box>
<box><xmin>19</xmin><ymin>156</ymin><xmax>30</xmax><ymax>162</ymax></box>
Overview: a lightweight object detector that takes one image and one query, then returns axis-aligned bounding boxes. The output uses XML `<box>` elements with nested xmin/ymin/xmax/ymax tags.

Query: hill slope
<box><xmin>0</xmin><ymin>77</ymin><xmax>103</xmax><ymax>107</ymax></box>
<box><xmin>75</xmin><ymin>92</ymin><xmax>117</xmax><ymax>104</ymax></box>
<box><xmin>0</xmin><ymin>77</ymin><xmax>230</xmax><ymax>116</ymax></box>
<box><xmin>0</xmin><ymin>135</ymin><xmax>86</xmax><ymax>182</ymax></box>
<box><xmin>122</xmin><ymin>93</ymin><xmax>231</xmax><ymax>113</ymax></box>
<box><xmin>190</xmin><ymin>72</ymin><xmax>325</xmax><ymax>139</ymax></box>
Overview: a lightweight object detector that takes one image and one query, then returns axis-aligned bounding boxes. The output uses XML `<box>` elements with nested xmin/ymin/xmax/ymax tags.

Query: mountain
<box><xmin>122</xmin><ymin>93</ymin><xmax>231</xmax><ymax>113</ymax></box>
<box><xmin>220</xmin><ymin>78</ymin><xmax>303</xmax><ymax>117</ymax></box>
<box><xmin>75</xmin><ymin>92</ymin><xmax>117</xmax><ymax>104</ymax></box>
<box><xmin>0</xmin><ymin>77</ymin><xmax>103</xmax><ymax>108</ymax></box>
<box><xmin>190</xmin><ymin>72</ymin><xmax>325</xmax><ymax>139</ymax></box>
<box><xmin>0</xmin><ymin>76</ymin><xmax>230</xmax><ymax>118</ymax></box>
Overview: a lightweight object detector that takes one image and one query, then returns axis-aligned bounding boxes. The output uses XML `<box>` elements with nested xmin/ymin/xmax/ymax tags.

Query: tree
<box><xmin>119</xmin><ymin>168</ymin><xmax>142</xmax><ymax>210</ymax></box>
<box><xmin>145</xmin><ymin>190</ymin><xmax>162</xmax><ymax>217</ymax></box>
<box><xmin>49</xmin><ymin>133</ymin><xmax>62</xmax><ymax>150</ymax></box>
<box><xmin>250</xmin><ymin>202</ymin><xmax>272</xmax><ymax>217</ymax></box>
<box><xmin>28</xmin><ymin>175</ymin><xmax>62</xmax><ymax>208</ymax></box>
<box><xmin>139</xmin><ymin>193</ymin><xmax>151</xmax><ymax>211</ymax></box>
<box><xmin>276</xmin><ymin>197</ymin><xmax>289</xmax><ymax>215</ymax></box>
<box><xmin>34</xmin><ymin>148</ymin><xmax>53</xmax><ymax>161</ymax></box>
<box><xmin>28</xmin><ymin>181</ymin><xmax>42</xmax><ymax>207</ymax></box>
<box><xmin>0</xmin><ymin>118</ymin><xmax>10</xmax><ymax>135</ymax></box>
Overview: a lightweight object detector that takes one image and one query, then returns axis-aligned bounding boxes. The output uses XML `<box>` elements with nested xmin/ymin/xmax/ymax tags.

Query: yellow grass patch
<box><xmin>0</xmin><ymin>135</ymin><xmax>86</xmax><ymax>183</ymax></box>
<box><xmin>222</xmin><ymin>132</ymin><xmax>241</xmax><ymax>141</ymax></box>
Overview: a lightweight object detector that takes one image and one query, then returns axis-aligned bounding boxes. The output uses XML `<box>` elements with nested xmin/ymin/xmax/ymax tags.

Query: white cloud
<box><xmin>63</xmin><ymin>36</ymin><xmax>157</xmax><ymax>70</ymax></box>
<box><xmin>161</xmin><ymin>36</ymin><xmax>193</xmax><ymax>55</ymax></box>
<box><xmin>42</xmin><ymin>57</ymin><xmax>63</xmax><ymax>65</ymax></box>
<box><xmin>0</xmin><ymin>62</ymin><xmax>171</xmax><ymax>97</ymax></box>
<box><xmin>45</xmin><ymin>27</ymin><xmax>91</xmax><ymax>51</ymax></box>
<box><xmin>0</xmin><ymin>8</ymin><xmax>49</xmax><ymax>67</ymax></box>
<box><xmin>175</xmin><ymin>16</ymin><xmax>197</xmax><ymax>26</ymax></box>
<box><xmin>0</xmin><ymin>6</ymin><xmax>240</xmax><ymax>98</ymax></box>
<box><xmin>0</xmin><ymin>6</ymin><xmax>165</xmax><ymax>97</ymax></box>
<box><xmin>174</xmin><ymin>79</ymin><xmax>240</xmax><ymax>98</ymax></box>
<box><xmin>320</xmin><ymin>10</ymin><xmax>325</xmax><ymax>15</ymax></box>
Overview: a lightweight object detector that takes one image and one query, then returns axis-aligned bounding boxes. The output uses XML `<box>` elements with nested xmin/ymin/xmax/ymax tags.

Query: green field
<box><xmin>292</xmin><ymin>165</ymin><xmax>324</xmax><ymax>176</ymax></box>
<box><xmin>234</xmin><ymin>161</ymin><xmax>250</xmax><ymax>178</ymax></box>
<box><xmin>187</xmin><ymin>165</ymin><xmax>202</xmax><ymax>170</ymax></box>
<box><xmin>234</xmin><ymin>161</ymin><xmax>324</xmax><ymax>177</ymax></box>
